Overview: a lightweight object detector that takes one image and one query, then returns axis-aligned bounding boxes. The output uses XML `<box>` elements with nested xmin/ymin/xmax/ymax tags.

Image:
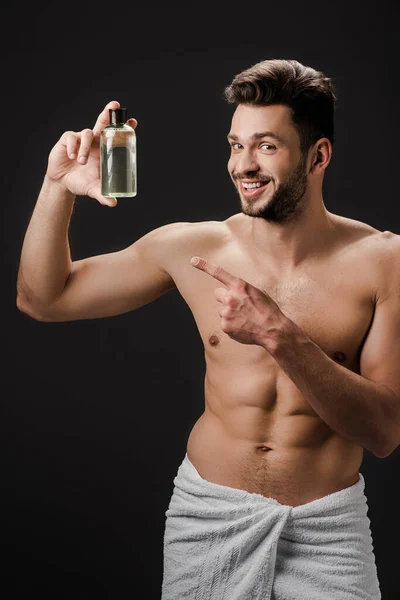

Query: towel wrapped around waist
<box><xmin>161</xmin><ymin>453</ymin><xmax>381</xmax><ymax>600</ymax></box>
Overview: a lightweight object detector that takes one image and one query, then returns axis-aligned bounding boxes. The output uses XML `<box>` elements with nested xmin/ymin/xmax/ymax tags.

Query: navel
<box><xmin>209</xmin><ymin>334</ymin><xmax>220</xmax><ymax>347</ymax></box>
<box><xmin>333</xmin><ymin>351</ymin><xmax>346</xmax><ymax>362</ymax></box>
<box><xmin>256</xmin><ymin>445</ymin><xmax>272</xmax><ymax>452</ymax></box>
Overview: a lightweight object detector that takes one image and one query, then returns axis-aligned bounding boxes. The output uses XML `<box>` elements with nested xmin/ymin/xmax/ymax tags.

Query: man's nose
<box><xmin>235</xmin><ymin>149</ymin><xmax>260</xmax><ymax>174</ymax></box>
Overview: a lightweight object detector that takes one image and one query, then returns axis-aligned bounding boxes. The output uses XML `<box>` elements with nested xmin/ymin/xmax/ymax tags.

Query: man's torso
<box><xmin>163</xmin><ymin>211</ymin><xmax>394</xmax><ymax>507</ymax></box>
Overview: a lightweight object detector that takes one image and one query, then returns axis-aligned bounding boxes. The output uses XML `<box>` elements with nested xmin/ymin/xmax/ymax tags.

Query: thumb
<box><xmin>89</xmin><ymin>185</ymin><xmax>117</xmax><ymax>207</ymax></box>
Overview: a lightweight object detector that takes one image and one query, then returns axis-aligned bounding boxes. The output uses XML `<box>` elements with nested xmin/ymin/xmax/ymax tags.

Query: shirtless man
<box><xmin>16</xmin><ymin>59</ymin><xmax>398</xmax><ymax>597</ymax></box>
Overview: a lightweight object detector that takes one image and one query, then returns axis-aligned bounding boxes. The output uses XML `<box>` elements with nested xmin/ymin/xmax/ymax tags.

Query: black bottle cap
<box><xmin>109</xmin><ymin>108</ymin><xmax>127</xmax><ymax>125</ymax></box>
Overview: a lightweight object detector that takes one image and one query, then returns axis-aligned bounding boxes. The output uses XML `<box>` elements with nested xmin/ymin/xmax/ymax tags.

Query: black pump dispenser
<box><xmin>109</xmin><ymin>108</ymin><xmax>127</xmax><ymax>125</ymax></box>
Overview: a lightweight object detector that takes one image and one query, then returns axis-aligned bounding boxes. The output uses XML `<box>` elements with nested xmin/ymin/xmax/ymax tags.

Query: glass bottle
<box><xmin>100</xmin><ymin>107</ymin><xmax>137</xmax><ymax>198</ymax></box>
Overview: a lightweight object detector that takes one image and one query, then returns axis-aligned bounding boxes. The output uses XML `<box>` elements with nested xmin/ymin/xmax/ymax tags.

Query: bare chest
<box><xmin>175</xmin><ymin>248</ymin><xmax>376</xmax><ymax>372</ymax></box>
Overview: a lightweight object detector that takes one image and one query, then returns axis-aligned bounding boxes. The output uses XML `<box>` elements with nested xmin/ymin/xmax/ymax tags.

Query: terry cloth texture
<box><xmin>161</xmin><ymin>453</ymin><xmax>381</xmax><ymax>600</ymax></box>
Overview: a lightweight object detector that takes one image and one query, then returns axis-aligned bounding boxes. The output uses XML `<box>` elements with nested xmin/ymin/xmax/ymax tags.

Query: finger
<box><xmin>190</xmin><ymin>256</ymin><xmax>239</xmax><ymax>287</ymax></box>
<box><xmin>76</xmin><ymin>128</ymin><xmax>94</xmax><ymax>164</ymax></box>
<box><xmin>214</xmin><ymin>287</ymin><xmax>231</xmax><ymax>304</ymax></box>
<box><xmin>92</xmin><ymin>100</ymin><xmax>120</xmax><ymax>138</ymax></box>
<box><xmin>218</xmin><ymin>306</ymin><xmax>231</xmax><ymax>319</ymax></box>
<box><xmin>126</xmin><ymin>117</ymin><xmax>138</xmax><ymax>129</ymax></box>
<box><xmin>64</xmin><ymin>131</ymin><xmax>79</xmax><ymax>159</ymax></box>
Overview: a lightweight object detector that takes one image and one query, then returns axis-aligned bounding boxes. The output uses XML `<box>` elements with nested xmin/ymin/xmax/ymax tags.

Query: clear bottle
<box><xmin>100</xmin><ymin>107</ymin><xmax>137</xmax><ymax>198</ymax></box>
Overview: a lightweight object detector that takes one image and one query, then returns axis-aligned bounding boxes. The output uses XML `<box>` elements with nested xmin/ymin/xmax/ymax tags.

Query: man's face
<box><xmin>227</xmin><ymin>104</ymin><xmax>310</xmax><ymax>223</ymax></box>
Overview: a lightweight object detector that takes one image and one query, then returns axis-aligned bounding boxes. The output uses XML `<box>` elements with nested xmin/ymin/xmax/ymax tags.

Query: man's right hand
<box><xmin>46</xmin><ymin>100</ymin><xmax>138</xmax><ymax>206</ymax></box>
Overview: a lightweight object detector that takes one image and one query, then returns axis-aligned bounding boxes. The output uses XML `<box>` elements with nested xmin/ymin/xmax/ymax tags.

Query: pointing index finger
<box><xmin>92</xmin><ymin>100</ymin><xmax>120</xmax><ymax>138</ymax></box>
<box><xmin>190</xmin><ymin>256</ymin><xmax>238</xmax><ymax>287</ymax></box>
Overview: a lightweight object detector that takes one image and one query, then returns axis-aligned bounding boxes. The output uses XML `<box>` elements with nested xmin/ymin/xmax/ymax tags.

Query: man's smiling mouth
<box><xmin>239</xmin><ymin>180</ymin><xmax>270</xmax><ymax>198</ymax></box>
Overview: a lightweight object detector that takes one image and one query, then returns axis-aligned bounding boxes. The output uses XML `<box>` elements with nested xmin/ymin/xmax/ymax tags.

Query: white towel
<box><xmin>161</xmin><ymin>453</ymin><xmax>381</xmax><ymax>599</ymax></box>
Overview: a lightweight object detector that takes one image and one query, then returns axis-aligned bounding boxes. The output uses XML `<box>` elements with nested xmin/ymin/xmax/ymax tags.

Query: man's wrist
<box><xmin>36</xmin><ymin>174</ymin><xmax>77</xmax><ymax>213</ymax></box>
<box><xmin>44</xmin><ymin>173</ymin><xmax>73</xmax><ymax>194</ymax></box>
<box><xmin>262</xmin><ymin>315</ymin><xmax>305</xmax><ymax>357</ymax></box>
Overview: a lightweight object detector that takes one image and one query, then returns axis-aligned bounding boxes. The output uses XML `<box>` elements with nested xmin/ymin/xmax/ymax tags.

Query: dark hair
<box><xmin>223</xmin><ymin>59</ymin><xmax>337</xmax><ymax>156</ymax></box>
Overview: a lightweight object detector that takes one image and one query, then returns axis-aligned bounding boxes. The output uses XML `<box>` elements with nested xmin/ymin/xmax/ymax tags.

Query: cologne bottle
<box><xmin>100</xmin><ymin>107</ymin><xmax>137</xmax><ymax>197</ymax></box>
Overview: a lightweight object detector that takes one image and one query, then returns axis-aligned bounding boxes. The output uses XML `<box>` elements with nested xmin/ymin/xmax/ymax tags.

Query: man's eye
<box><xmin>230</xmin><ymin>143</ymin><xmax>275</xmax><ymax>150</ymax></box>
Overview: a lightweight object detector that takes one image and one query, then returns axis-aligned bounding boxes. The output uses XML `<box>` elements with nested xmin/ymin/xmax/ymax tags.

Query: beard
<box><xmin>235</xmin><ymin>153</ymin><xmax>309</xmax><ymax>224</ymax></box>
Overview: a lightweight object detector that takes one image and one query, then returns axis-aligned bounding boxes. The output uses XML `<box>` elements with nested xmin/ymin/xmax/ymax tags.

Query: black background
<box><xmin>2</xmin><ymin>0</ymin><xmax>400</xmax><ymax>598</ymax></box>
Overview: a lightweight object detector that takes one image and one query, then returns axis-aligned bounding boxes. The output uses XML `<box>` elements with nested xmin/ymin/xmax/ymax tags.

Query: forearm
<box><xmin>265</xmin><ymin>318</ymin><xmax>394</xmax><ymax>457</ymax></box>
<box><xmin>17</xmin><ymin>175</ymin><xmax>76</xmax><ymax>308</ymax></box>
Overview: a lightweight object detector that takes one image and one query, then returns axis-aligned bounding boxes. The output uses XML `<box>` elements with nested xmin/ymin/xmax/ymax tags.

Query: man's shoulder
<box><xmin>156</xmin><ymin>214</ymin><xmax>239</xmax><ymax>245</ymax></box>
<box><xmin>336</xmin><ymin>214</ymin><xmax>400</xmax><ymax>300</ymax></box>
<box><xmin>369</xmin><ymin>229</ymin><xmax>400</xmax><ymax>305</ymax></box>
<box><xmin>333</xmin><ymin>213</ymin><xmax>399</xmax><ymax>252</ymax></box>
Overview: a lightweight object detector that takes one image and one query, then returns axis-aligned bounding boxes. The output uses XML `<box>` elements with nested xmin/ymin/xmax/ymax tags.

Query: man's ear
<box><xmin>310</xmin><ymin>139</ymin><xmax>332</xmax><ymax>174</ymax></box>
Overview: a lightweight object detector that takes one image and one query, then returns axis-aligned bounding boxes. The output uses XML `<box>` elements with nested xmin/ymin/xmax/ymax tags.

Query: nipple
<box><xmin>209</xmin><ymin>335</ymin><xmax>220</xmax><ymax>347</ymax></box>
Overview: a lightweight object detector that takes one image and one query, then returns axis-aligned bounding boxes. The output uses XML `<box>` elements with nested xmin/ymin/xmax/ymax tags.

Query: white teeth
<box><xmin>242</xmin><ymin>181</ymin><xmax>268</xmax><ymax>189</ymax></box>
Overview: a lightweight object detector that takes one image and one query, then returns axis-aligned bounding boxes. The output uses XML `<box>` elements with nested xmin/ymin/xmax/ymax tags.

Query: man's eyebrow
<box><xmin>227</xmin><ymin>131</ymin><xmax>285</xmax><ymax>143</ymax></box>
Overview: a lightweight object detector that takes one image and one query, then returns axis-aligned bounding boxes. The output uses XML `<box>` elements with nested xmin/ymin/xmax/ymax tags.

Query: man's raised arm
<box><xmin>16</xmin><ymin>101</ymin><xmax>187</xmax><ymax>322</ymax></box>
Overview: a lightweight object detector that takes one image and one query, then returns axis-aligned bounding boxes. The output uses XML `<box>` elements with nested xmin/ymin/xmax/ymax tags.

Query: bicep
<box><xmin>32</xmin><ymin>222</ymin><xmax>189</xmax><ymax>322</ymax></box>
<box><xmin>360</xmin><ymin>275</ymin><xmax>400</xmax><ymax>399</ymax></box>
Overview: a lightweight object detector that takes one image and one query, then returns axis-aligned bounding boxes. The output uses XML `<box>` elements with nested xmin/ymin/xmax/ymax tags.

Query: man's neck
<box><xmin>248</xmin><ymin>202</ymin><xmax>337</xmax><ymax>271</ymax></box>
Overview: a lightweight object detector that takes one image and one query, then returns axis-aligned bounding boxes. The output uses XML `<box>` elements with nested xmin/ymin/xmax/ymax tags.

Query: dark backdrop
<box><xmin>2</xmin><ymin>1</ymin><xmax>399</xmax><ymax>598</ymax></box>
